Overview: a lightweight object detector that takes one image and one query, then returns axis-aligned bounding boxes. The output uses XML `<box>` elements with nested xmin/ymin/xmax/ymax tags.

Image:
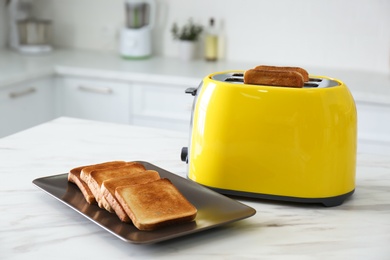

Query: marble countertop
<box><xmin>1</xmin><ymin>117</ymin><xmax>389</xmax><ymax>259</ymax></box>
<box><xmin>1</xmin><ymin>48</ymin><xmax>390</xmax><ymax>105</ymax></box>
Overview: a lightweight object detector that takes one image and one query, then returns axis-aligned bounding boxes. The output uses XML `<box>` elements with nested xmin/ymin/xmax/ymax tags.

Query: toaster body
<box><xmin>184</xmin><ymin>71</ymin><xmax>357</xmax><ymax>206</ymax></box>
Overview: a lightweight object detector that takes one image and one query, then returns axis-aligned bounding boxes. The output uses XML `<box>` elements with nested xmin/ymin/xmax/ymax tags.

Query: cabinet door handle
<box><xmin>9</xmin><ymin>87</ymin><xmax>36</xmax><ymax>99</ymax></box>
<box><xmin>78</xmin><ymin>85</ymin><xmax>113</xmax><ymax>95</ymax></box>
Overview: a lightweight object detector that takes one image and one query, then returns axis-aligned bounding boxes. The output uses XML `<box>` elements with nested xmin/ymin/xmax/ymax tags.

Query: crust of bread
<box><xmin>254</xmin><ymin>65</ymin><xmax>309</xmax><ymax>82</ymax></box>
<box><xmin>101</xmin><ymin>170</ymin><xmax>161</xmax><ymax>222</ymax></box>
<box><xmin>87</xmin><ymin>162</ymin><xmax>146</xmax><ymax>211</ymax></box>
<box><xmin>68</xmin><ymin>166</ymin><xmax>96</xmax><ymax>204</ymax></box>
<box><xmin>244</xmin><ymin>69</ymin><xmax>304</xmax><ymax>88</ymax></box>
<box><xmin>115</xmin><ymin>178</ymin><xmax>197</xmax><ymax>231</ymax></box>
<box><xmin>79</xmin><ymin>161</ymin><xmax>127</xmax><ymax>184</ymax></box>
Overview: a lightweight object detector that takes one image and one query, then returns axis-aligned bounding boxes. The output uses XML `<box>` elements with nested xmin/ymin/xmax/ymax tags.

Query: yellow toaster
<box><xmin>181</xmin><ymin>71</ymin><xmax>357</xmax><ymax>207</ymax></box>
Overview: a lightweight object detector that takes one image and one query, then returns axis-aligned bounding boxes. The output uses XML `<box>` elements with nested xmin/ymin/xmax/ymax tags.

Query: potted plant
<box><xmin>171</xmin><ymin>19</ymin><xmax>203</xmax><ymax>61</ymax></box>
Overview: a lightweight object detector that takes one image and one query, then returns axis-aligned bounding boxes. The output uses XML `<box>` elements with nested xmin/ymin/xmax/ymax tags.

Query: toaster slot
<box><xmin>224</xmin><ymin>73</ymin><xmax>244</xmax><ymax>83</ymax></box>
<box><xmin>304</xmin><ymin>83</ymin><xmax>319</xmax><ymax>88</ymax></box>
<box><xmin>225</xmin><ymin>77</ymin><xmax>244</xmax><ymax>83</ymax></box>
<box><xmin>309</xmin><ymin>78</ymin><xmax>322</xmax><ymax>82</ymax></box>
<box><xmin>309</xmin><ymin>78</ymin><xmax>339</xmax><ymax>88</ymax></box>
<box><xmin>303</xmin><ymin>78</ymin><xmax>323</xmax><ymax>88</ymax></box>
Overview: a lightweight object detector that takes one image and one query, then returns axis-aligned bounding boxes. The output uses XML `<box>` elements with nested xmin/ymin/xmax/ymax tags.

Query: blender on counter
<box><xmin>120</xmin><ymin>0</ymin><xmax>156</xmax><ymax>59</ymax></box>
<box><xmin>7</xmin><ymin>0</ymin><xmax>53</xmax><ymax>54</ymax></box>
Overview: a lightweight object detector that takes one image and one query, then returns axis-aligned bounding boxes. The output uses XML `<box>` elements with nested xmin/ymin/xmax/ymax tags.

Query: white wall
<box><xmin>31</xmin><ymin>0</ymin><xmax>390</xmax><ymax>74</ymax></box>
<box><xmin>0</xmin><ymin>3</ymin><xmax>6</xmax><ymax>48</ymax></box>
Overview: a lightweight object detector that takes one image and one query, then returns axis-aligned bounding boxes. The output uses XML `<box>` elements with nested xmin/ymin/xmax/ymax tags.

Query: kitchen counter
<box><xmin>1</xmin><ymin>117</ymin><xmax>389</xmax><ymax>259</ymax></box>
<box><xmin>1</xmin><ymin>48</ymin><xmax>390</xmax><ymax>105</ymax></box>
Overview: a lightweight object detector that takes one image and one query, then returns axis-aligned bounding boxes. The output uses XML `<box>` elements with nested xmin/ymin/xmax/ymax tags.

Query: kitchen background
<box><xmin>1</xmin><ymin>0</ymin><xmax>389</xmax><ymax>74</ymax></box>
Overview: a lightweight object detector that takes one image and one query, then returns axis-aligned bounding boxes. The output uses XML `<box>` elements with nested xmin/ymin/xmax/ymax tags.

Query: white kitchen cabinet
<box><xmin>57</xmin><ymin>76</ymin><xmax>131</xmax><ymax>124</ymax></box>
<box><xmin>0</xmin><ymin>77</ymin><xmax>56</xmax><ymax>138</ymax></box>
<box><xmin>132</xmin><ymin>81</ymin><xmax>196</xmax><ymax>132</ymax></box>
<box><xmin>356</xmin><ymin>101</ymin><xmax>390</xmax><ymax>143</ymax></box>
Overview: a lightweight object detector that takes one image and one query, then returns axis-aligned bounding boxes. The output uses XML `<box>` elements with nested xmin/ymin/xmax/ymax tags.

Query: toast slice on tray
<box><xmin>70</xmin><ymin>161</ymin><xmax>127</xmax><ymax>203</ymax></box>
<box><xmin>101</xmin><ymin>170</ymin><xmax>161</xmax><ymax>222</ymax></box>
<box><xmin>79</xmin><ymin>161</ymin><xmax>128</xmax><ymax>184</ymax></box>
<box><xmin>68</xmin><ymin>165</ymin><xmax>96</xmax><ymax>204</ymax></box>
<box><xmin>115</xmin><ymin>178</ymin><xmax>197</xmax><ymax>231</ymax></box>
<box><xmin>87</xmin><ymin>162</ymin><xmax>146</xmax><ymax>210</ymax></box>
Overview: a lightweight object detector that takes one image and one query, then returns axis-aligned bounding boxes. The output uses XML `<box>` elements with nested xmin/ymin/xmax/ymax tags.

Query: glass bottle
<box><xmin>204</xmin><ymin>18</ymin><xmax>218</xmax><ymax>62</ymax></box>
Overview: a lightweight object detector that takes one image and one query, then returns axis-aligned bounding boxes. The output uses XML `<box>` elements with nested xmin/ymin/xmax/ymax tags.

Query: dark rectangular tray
<box><xmin>32</xmin><ymin>161</ymin><xmax>256</xmax><ymax>244</ymax></box>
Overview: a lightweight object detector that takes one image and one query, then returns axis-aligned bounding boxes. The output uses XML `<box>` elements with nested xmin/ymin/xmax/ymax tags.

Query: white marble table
<box><xmin>1</xmin><ymin>117</ymin><xmax>389</xmax><ymax>259</ymax></box>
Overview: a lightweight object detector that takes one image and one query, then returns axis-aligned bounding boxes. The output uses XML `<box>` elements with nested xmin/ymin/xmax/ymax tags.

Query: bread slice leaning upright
<box><xmin>101</xmin><ymin>170</ymin><xmax>161</xmax><ymax>222</ymax></box>
<box><xmin>115</xmin><ymin>178</ymin><xmax>197</xmax><ymax>231</ymax></box>
<box><xmin>244</xmin><ymin>69</ymin><xmax>304</xmax><ymax>88</ymax></box>
<box><xmin>254</xmin><ymin>65</ymin><xmax>309</xmax><ymax>82</ymax></box>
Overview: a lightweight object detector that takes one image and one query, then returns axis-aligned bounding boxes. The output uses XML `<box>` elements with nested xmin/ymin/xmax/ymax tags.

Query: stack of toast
<box><xmin>68</xmin><ymin>161</ymin><xmax>197</xmax><ymax>231</ymax></box>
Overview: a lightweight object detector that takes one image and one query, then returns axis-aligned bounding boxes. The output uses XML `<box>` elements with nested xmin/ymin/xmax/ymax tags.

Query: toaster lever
<box><xmin>185</xmin><ymin>88</ymin><xmax>197</xmax><ymax>96</ymax></box>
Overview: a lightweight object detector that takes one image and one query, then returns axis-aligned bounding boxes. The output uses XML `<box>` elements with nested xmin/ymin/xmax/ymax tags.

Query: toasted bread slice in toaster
<box><xmin>101</xmin><ymin>170</ymin><xmax>161</xmax><ymax>222</ymax></box>
<box><xmin>115</xmin><ymin>178</ymin><xmax>197</xmax><ymax>231</ymax></box>
<box><xmin>244</xmin><ymin>69</ymin><xmax>304</xmax><ymax>88</ymax></box>
<box><xmin>87</xmin><ymin>162</ymin><xmax>146</xmax><ymax>211</ymax></box>
<box><xmin>254</xmin><ymin>65</ymin><xmax>309</xmax><ymax>82</ymax></box>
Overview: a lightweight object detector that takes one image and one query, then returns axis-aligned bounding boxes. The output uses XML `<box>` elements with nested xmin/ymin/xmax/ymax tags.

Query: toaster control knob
<box><xmin>181</xmin><ymin>147</ymin><xmax>188</xmax><ymax>163</ymax></box>
<box><xmin>185</xmin><ymin>88</ymin><xmax>197</xmax><ymax>96</ymax></box>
